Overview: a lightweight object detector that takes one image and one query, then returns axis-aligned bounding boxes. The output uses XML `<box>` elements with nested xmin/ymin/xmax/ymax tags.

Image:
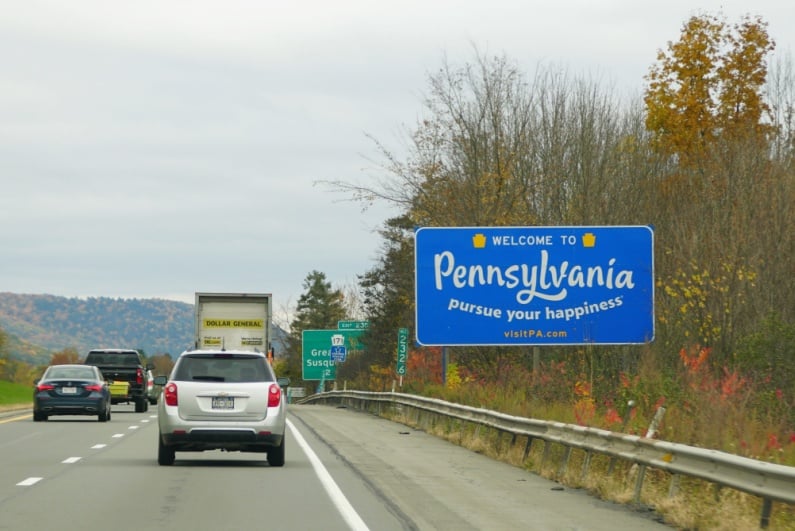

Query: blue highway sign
<box><xmin>414</xmin><ymin>226</ymin><xmax>654</xmax><ymax>346</ymax></box>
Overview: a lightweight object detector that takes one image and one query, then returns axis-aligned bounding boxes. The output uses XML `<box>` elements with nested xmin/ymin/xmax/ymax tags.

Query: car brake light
<box><xmin>85</xmin><ymin>384</ymin><xmax>103</xmax><ymax>392</ymax></box>
<box><xmin>36</xmin><ymin>383</ymin><xmax>55</xmax><ymax>391</ymax></box>
<box><xmin>267</xmin><ymin>384</ymin><xmax>281</xmax><ymax>407</ymax></box>
<box><xmin>136</xmin><ymin>368</ymin><xmax>144</xmax><ymax>385</ymax></box>
<box><xmin>164</xmin><ymin>382</ymin><xmax>178</xmax><ymax>406</ymax></box>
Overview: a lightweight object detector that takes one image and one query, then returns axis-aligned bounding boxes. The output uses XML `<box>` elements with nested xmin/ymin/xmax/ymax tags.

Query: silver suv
<box><xmin>155</xmin><ymin>349</ymin><xmax>288</xmax><ymax>466</ymax></box>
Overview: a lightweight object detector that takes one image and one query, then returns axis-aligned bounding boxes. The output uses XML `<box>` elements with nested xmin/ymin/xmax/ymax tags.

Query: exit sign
<box><xmin>338</xmin><ymin>320</ymin><xmax>370</xmax><ymax>330</ymax></box>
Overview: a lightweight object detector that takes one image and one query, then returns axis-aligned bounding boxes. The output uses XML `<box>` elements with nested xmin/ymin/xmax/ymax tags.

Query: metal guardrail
<box><xmin>299</xmin><ymin>390</ymin><xmax>795</xmax><ymax>528</ymax></box>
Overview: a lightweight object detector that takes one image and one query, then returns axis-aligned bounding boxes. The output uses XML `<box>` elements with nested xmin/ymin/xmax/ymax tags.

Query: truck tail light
<box><xmin>164</xmin><ymin>382</ymin><xmax>178</xmax><ymax>406</ymax></box>
<box><xmin>136</xmin><ymin>368</ymin><xmax>144</xmax><ymax>385</ymax></box>
<box><xmin>267</xmin><ymin>384</ymin><xmax>281</xmax><ymax>407</ymax></box>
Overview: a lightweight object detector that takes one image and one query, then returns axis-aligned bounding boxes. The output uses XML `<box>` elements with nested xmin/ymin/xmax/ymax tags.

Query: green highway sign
<box><xmin>396</xmin><ymin>328</ymin><xmax>408</xmax><ymax>376</ymax></box>
<box><xmin>302</xmin><ymin>329</ymin><xmax>365</xmax><ymax>380</ymax></box>
<box><xmin>338</xmin><ymin>320</ymin><xmax>370</xmax><ymax>330</ymax></box>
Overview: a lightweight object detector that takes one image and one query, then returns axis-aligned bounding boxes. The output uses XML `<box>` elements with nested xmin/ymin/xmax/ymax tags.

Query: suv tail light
<box><xmin>164</xmin><ymin>382</ymin><xmax>178</xmax><ymax>406</ymax></box>
<box><xmin>136</xmin><ymin>368</ymin><xmax>144</xmax><ymax>385</ymax></box>
<box><xmin>267</xmin><ymin>384</ymin><xmax>281</xmax><ymax>407</ymax></box>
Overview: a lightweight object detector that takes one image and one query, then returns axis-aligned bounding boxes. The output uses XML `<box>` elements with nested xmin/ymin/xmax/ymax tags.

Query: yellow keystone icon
<box><xmin>472</xmin><ymin>233</ymin><xmax>486</xmax><ymax>248</ymax></box>
<box><xmin>582</xmin><ymin>233</ymin><xmax>596</xmax><ymax>247</ymax></box>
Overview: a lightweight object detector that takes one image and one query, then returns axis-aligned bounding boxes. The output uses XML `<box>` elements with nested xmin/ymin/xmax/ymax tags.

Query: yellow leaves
<box><xmin>660</xmin><ymin>258</ymin><xmax>759</xmax><ymax>346</ymax></box>
<box><xmin>644</xmin><ymin>13</ymin><xmax>775</xmax><ymax>169</ymax></box>
<box><xmin>446</xmin><ymin>362</ymin><xmax>462</xmax><ymax>390</ymax></box>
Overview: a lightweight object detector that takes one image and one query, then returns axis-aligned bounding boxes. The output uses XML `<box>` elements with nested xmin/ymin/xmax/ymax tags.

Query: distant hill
<box><xmin>0</xmin><ymin>293</ymin><xmax>288</xmax><ymax>365</ymax></box>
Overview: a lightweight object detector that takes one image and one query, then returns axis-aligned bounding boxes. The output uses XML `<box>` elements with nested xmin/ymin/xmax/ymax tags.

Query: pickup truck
<box><xmin>83</xmin><ymin>349</ymin><xmax>153</xmax><ymax>412</ymax></box>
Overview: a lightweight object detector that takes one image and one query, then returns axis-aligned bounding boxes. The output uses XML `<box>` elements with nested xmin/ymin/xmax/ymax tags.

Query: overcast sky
<box><xmin>1</xmin><ymin>1</ymin><xmax>793</xmax><ymax>318</ymax></box>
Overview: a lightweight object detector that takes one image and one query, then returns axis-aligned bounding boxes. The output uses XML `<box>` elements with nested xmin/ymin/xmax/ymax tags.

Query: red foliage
<box><xmin>604</xmin><ymin>408</ymin><xmax>623</xmax><ymax>426</ymax></box>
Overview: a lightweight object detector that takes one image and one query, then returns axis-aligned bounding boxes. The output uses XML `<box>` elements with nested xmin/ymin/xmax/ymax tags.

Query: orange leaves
<box><xmin>573</xmin><ymin>397</ymin><xmax>596</xmax><ymax>426</ymax></box>
<box><xmin>679</xmin><ymin>343</ymin><xmax>747</xmax><ymax>401</ymax></box>
<box><xmin>718</xmin><ymin>367</ymin><xmax>747</xmax><ymax>400</ymax></box>
<box><xmin>679</xmin><ymin>344</ymin><xmax>711</xmax><ymax>372</ymax></box>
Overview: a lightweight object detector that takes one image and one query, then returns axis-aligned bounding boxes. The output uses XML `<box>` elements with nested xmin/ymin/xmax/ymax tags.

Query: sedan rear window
<box><xmin>46</xmin><ymin>367</ymin><xmax>96</xmax><ymax>380</ymax></box>
<box><xmin>173</xmin><ymin>355</ymin><xmax>271</xmax><ymax>383</ymax></box>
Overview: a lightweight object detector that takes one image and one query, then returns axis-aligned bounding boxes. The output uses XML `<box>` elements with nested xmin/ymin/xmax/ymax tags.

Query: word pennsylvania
<box><xmin>433</xmin><ymin>249</ymin><xmax>636</xmax><ymax>304</ymax></box>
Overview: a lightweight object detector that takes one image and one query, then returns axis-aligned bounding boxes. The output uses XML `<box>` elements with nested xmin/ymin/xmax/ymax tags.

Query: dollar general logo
<box><xmin>203</xmin><ymin>319</ymin><xmax>264</xmax><ymax>328</ymax></box>
<box><xmin>472</xmin><ymin>233</ymin><xmax>487</xmax><ymax>248</ymax></box>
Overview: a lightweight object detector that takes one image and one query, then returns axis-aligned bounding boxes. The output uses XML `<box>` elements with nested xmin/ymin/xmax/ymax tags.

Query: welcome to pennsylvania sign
<box><xmin>414</xmin><ymin>226</ymin><xmax>654</xmax><ymax>346</ymax></box>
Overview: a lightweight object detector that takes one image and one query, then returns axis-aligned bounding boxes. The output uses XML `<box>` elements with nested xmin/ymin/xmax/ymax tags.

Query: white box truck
<box><xmin>194</xmin><ymin>292</ymin><xmax>273</xmax><ymax>355</ymax></box>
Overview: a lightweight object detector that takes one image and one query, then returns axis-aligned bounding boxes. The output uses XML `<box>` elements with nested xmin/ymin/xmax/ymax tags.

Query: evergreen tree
<box><xmin>284</xmin><ymin>271</ymin><xmax>347</xmax><ymax>383</ymax></box>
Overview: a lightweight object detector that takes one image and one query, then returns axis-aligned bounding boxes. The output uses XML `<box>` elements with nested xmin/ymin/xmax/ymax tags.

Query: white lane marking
<box><xmin>63</xmin><ymin>457</ymin><xmax>81</xmax><ymax>464</ymax></box>
<box><xmin>17</xmin><ymin>477</ymin><xmax>42</xmax><ymax>486</ymax></box>
<box><xmin>112</xmin><ymin>434</ymin><xmax>125</xmax><ymax>438</ymax></box>
<box><xmin>91</xmin><ymin>444</ymin><xmax>107</xmax><ymax>449</ymax></box>
<box><xmin>141</xmin><ymin>419</ymin><xmax>150</xmax><ymax>423</ymax></box>
<box><xmin>287</xmin><ymin>419</ymin><xmax>369</xmax><ymax>531</ymax></box>
<box><xmin>128</xmin><ymin>425</ymin><xmax>139</xmax><ymax>430</ymax></box>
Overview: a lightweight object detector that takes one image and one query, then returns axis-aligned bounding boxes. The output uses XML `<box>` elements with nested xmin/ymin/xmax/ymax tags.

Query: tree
<box><xmin>644</xmin><ymin>13</ymin><xmax>775</xmax><ymax>171</ymax></box>
<box><xmin>283</xmin><ymin>271</ymin><xmax>347</xmax><ymax>384</ymax></box>
<box><xmin>49</xmin><ymin>347</ymin><xmax>81</xmax><ymax>365</ymax></box>
<box><xmin>336</xmin><ymin>215</ymin><xmax>417</xmax><ymax>387</ymax></box>
<box><xmin>149</xmin><ymin>354</ymin><xmax>175</xmax><ymax>376</ymax></box>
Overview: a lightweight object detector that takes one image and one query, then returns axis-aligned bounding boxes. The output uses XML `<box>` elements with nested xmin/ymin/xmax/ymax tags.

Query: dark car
<box><xmin>33</xmin><ymin>364</ymin><xmax>112</xmax><ymax>422</ymax></box>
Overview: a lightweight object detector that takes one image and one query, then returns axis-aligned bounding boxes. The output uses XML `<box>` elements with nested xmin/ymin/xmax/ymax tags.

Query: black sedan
<box><xmin>33</xmin><ymin>364</ymin><xmax>112</xmax><ymax>422</ymax></box>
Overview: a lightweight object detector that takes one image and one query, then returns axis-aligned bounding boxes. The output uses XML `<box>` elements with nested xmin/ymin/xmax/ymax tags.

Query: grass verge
<box><xmin>0</xmin><ymin>380</ymin><xmax>32</xmax><ymax>411</ymax></box>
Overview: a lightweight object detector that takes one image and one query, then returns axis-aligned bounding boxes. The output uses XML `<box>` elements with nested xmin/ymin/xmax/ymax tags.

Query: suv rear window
<box><xmin>85</xmin><ymin>351</ymin><xmax>141</xmax><ymax>366</ymax></box>
<box><xmin>173</xmin><ymin>354</ymin><xmax>271</xmax><ymax>383</ymax></box>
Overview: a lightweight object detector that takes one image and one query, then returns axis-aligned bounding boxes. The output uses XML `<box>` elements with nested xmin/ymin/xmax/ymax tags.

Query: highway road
<box><xmin>0</xmin><ymin>403</ymin><xmax>669</xmax><ymax>530</ymax></box>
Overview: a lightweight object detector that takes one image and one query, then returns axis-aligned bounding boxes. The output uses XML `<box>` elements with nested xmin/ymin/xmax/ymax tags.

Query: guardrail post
<box><xmin>580</xmin><ymin>451</ymin><xmax>592</xmax><ymax>481</ymax></box>
<box><xmin>760</xmin><ymin>498</ymin><xmax>772</xmax><ymax>529</ymax></box>
<box><xmin>542</xmin><ymin>440</ymin><xmax>552</xmax><ymax>468</ymax></box>
<box><xmin>496</xmin><ymin>430</ymin><xmax>505</xmax><ymax>453</ymax></box>
<box><xmin>668</xmin><ymin>473</ymin><xmax>680</xmax><ymax>498</ymax></box>
<box><xmin>633</xmin><ymin>464</ymin><xmax>647</xmax><ymax>504</ymax></box>
<box><xmin>522</xmin><ymin>436</ymin><xmax>534</xmax><ymax>463</ymax></box>
<box><xmin>557</xmin><ymin>446</ymin><xmax>572</xmax><ymax>479</ymax></box>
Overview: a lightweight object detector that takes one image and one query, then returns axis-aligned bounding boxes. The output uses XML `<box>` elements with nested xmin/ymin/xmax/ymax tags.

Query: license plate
<box><xmin>211</xmin><ymin>396</ymin><xmax>234</xmax><ymax>409</ymax></box>
<box><xmin>62</xmin><ymin>387</ymin><xmax>77</xmax><ymax>394</ymax></box>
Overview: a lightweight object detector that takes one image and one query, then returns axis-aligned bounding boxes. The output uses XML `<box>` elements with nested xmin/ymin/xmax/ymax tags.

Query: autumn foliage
<box><xmin>645</xmin><ymin>13</ymin><xmax>775</xmax><ymax>169</ymax></box>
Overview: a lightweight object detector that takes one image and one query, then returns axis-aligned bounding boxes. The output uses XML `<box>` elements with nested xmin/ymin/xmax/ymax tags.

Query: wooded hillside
<box><xmin>0</xmin><ymin>293</ymin><xmax>194</xmax><ymax>364</ymax></box>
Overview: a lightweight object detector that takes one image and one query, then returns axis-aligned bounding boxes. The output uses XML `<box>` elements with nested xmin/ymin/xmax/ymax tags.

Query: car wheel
<box><xmin>33</xmin><ymin>411</ymin><xmax>47</xmax><ymax>422</ymax></box>
<box><xmin>267</xmin><ymin>437</ymin><xmax>285</xmax><ymax>467</ymax></box>
<box><xmin>135</xmin><ymin>397</ymin><xmax>147</xmax><ymax>413</ymax></box>
<box><xmin>98</xmin><ymin>408</ymin><xmax>109</xmax><ymax>422</ymax></box>
<box><xmin>158</xmin><ymin>436</ymin><xmax>175</xmax><ymax>466</ymax></box>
